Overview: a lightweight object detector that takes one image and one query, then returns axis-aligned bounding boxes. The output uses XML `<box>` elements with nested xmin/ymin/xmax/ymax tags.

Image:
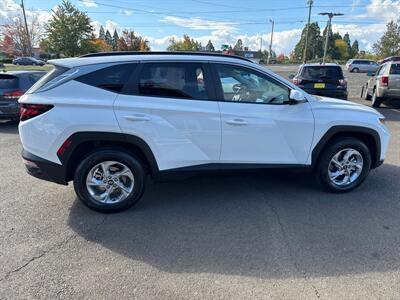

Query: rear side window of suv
<box><xmin>137</xmin><ymin>63</ymin><xmax>209</xmax><ymax>100</ymax></box>
<box><xmin>390</xmin><ymin>64</ymin><xmax>400</xmax><ymax>74</ymax></box>
<box><xmin>76</xmin><ymin>63</ymin><xmax>136</xmax><ymax>93</ymax></box>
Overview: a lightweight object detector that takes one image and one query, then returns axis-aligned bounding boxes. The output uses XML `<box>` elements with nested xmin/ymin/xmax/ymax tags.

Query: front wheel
<box><xmin>316</xmin><ymin>138</ymin><xmax>371</xmax><ymax>192</ymax></box>
<box><xmin>73</xmin><ymin>149</ymin><xmax>146</xmax><ymax>212</ymax></box>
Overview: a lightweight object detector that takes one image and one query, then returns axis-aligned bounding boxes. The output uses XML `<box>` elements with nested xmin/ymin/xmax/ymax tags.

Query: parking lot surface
<box><xmin>1</xmin><ymin>65</ymin><xmax>399</xmax><ymax>299</ymax></box>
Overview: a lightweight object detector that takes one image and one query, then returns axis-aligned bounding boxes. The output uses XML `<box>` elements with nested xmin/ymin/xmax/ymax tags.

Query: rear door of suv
<box><xmin>114</xmin><ymin>61</ymin><xmax>221</xmax><ymax>171</ymax></box>
<box><xmin>388</xmin><ymin>63</ymin><xmax>400</xmax><ymax>96</ymax></box>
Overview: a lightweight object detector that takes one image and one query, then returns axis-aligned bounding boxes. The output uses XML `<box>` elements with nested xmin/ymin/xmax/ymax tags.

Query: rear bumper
<box><xmin>22</xmin><ymin>149</ymin><xmax>68</xmax><ymax>185</ymax></box>
<box><xmin>304</xmin><ymin>88</ymin><xmax>348</xmax><ymax>99</ymax></box>
<box><xmin>0</xmin><ymin>102</ymin><xmax>19</xmax><ymax>120</ymax></box>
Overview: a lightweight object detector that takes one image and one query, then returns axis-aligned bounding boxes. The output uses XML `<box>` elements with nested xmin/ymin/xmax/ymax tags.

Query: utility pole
<box><xmin>267</xmin><ymin>19</ymin><xmax>274</xmax><ymax>64</ymax></box>
<box><xmin>319</xmin><ymin>12</ymin><xmax>344</xmax><ymax>63</ymax></box>
<box><xmin>303</xmin><ymin>0</ymin><xmax>313</xmax><ymax>63</ymax></box>
<box><xmin>21</xmin><ymin>0</ymin><xmax>32</xmax><ymax>56</ymax></box>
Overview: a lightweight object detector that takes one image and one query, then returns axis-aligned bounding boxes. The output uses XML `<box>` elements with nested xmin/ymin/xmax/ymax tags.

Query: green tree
<box><xmin>343</xmin><ymin>32</ymin><xmax>352</xmax><ymax>58</ymax></box>
<box><xmin>167</xmin><ymin>34</ymin><xmax>201</xmax><ymax>51</ymax></box>
<box><xmin>351</xmin><ymin>40</ymin><xmax>359</xmax><ymax>57</ymax></box>
<box><xmin>233</xmin><ymin>39</ymin><xmax>243</xmax><ymax>51</ymax></box>
<box><xmin>205</xmin><ymin>40</ymin><xmax>215</xmax><ymax>52</ymax></box>
<box><xmin>322</xmin><ymin>25</ymin><xmax>340</xmax><ymax>60</ymax></box>
<box><xmin>112</xmin><ymin>29</ymin><xmax>119</xmax><ymax>50</ymax></box>
<box><xmin>116</xmin><ymin>29</ymin><xmax>150</xmax><ymax>51</ymax></box>
<box><xmin>99</xmin><ymin>25</ymin><xmax>105</xmax><ymax>40</ymax></box>
<box><xmin>105</xmin><ymin>29</ymin><xmax>112</xmax><ymax>46</ymax></box>
<box><xmin>373</xmin><ymin>19</ymin><xmax>400</xmax><ymax>57</ymax></box>
<box><xmin>43</xmin><ymin>0</ymin><xmax>93</xmax><ymax>57</ymax></box>
<box><xmin>293</xmin><ymin>22</ymin><xmax>323</xmax><ymax>61</ymax></box>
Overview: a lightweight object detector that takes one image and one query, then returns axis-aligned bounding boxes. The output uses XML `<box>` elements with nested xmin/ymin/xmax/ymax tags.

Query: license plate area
<box><xmin>314</xmin><ymin>83</ymin><xmax>325</xmax><ymax>89</ymax></box>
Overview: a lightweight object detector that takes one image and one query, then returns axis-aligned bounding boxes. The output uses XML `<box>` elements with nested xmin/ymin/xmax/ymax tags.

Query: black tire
<box><xmin>372</xmin><ymin>89</ymin><xmax>382</xmax><ymax>108</ymax></box>
<box><xmin>364</xmin><ymin>88</ymin><xmax>372</xmax><ymax>100</ymax></box>
<box><xmin>73</xmin><ymin>149</ymin><xmax>146</xmax><ymax>213</ymax></box>
<box><xmin>352</xmin><ymin>68</ymin><xmax>359</xmax><ymax>73</ymax></box>
<box><xmin>316</xmin><ymin>137</ymin><xmax>371</xmax><ymax>193</ymax></box>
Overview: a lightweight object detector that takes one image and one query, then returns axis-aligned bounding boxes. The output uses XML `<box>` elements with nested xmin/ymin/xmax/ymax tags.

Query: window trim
<box><xmin>210</xmin><ymin>62</ymin><xmax>292</xmax><ymax>105</ymax></box>
<box><xmin>125</xmin><ymin>61</ymin><xmax>216</xmax><ymax>101</ymax></box>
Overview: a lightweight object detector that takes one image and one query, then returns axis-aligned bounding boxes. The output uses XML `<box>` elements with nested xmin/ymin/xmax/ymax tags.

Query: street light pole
<box><xmin>303</xmin><ymin>0</ymin><xmax>313</xmax><ymax>63</ymax></box>
<box><xmin>319</xmin><ymin>12</ymin><xmax>344</xmax><ymax>63</ymax></box>
<box><xmin>267</xmin><ymin>19</ymin><xmax>274</xmax><ymax>64</ymax></box>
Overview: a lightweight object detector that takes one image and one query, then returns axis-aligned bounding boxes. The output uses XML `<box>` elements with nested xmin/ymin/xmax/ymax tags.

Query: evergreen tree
<box><xmin>293</xmin><ymin>22</ymin><xmax>323</xmax><ymax>61</ymax></box>
<box><xmin>343</xmin><ymin>33</ymin><xmax>352</xmax><ymax>58</ymax></box>
<box><xmin>351</xmin><ymin>40</ymin><xmax>359</xmax><ymax>57</ymax></box>
<box><xmin>112</xmin><ymin>29</ymin><xmax>119</xmax><ymax>50</ymax></box>
<box><xmin>105</xmin><ymin>29</ymin><xmax>112</xmax><ymax>46</ymax></box>
<box><xmin>205</xmin><ymin>40</ymin><xmax>215</xmax><ymax>52</ymax></box>
<box><xmin>99</xmin><ymin>25</ymin><xmax>105</xmax><ymax>40</ymax></box>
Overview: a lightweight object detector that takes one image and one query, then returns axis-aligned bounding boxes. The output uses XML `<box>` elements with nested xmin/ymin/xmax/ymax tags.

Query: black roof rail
<box><xmin>80</xmin><ymin>51</ymin><xmax>254</xmax><ymax>63</ymax></box>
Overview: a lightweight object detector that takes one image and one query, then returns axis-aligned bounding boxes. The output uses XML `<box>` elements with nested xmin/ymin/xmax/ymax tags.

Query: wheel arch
<box><xmin>59</xmin><ymin>132</ymin><xmax>159</xmax><ymax>182</ymax></box>
<box><xmin>312</xmin><ymin>126</ymin><xmax>381</xmax><ymax>169</ymax></box>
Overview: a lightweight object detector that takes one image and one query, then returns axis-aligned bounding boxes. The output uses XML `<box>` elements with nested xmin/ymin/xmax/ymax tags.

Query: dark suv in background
<box><xmin>0</xmin><ymin>71</ymin><xmax>46</xmax><ymax>121</ymax></box>
<box><xmin>291</xmin><ymin>63</ymin><xmax>348</xmax><ymax>100</ymax></box>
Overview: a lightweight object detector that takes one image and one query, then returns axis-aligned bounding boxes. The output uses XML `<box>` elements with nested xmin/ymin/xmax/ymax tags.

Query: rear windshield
<box><xmin>27</xmin><ymin>66</ymin><xmax>68</xmax><ymax>94</ymax></box>
<box><xmin>0</xmin><ymin>74</ymin><xmax>19</xmax><ymax>89</ymax></box>
<box><xmin>390</xmin><ymin>64</ymin><xmax>400</xmax><ymax>75</ymax></box>
<box><xmin>301</xmin><ymin>66</ymin><xmax>343</xmax><ymax>80</ymax></box>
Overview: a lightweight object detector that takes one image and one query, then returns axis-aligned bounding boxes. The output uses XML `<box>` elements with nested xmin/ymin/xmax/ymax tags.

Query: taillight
<box><xmin>293</xmin><ymin>77</ymin><xmax>300</xmax><ymax>85</ymax></box>
<box><xmin>339</xmin><ymin>79</ymin><xmax>347</xmax><ymax>86</ymax></box>
<box><xmin>3</xmin><ymin>90</ymin><xmax>24</xmax><ymax>99</ymax></box>
<box><xmin>381</xmin><ymin>76</ymin><xmax>389</xmax><ymax>86</ymax></box>
<box><xmin>19</xmin><ymin>104</ymin><xmax>54</xmax><ymax>121</ymax></box>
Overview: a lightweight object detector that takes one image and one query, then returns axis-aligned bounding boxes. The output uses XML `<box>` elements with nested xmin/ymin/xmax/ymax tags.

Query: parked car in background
<box><xmin>378</xmin><ymin>56</ymin><xmax>400</xmax><ymax>65</ymax></box>
<box><xmin>12</xmin><ymin>57</ymin><xmax>46</xmax><ymax>66</ymax></box>
<box><xmin>18</xmin><ymin>52</ymin><xmax>389</xmax><ymax>212</ymax></box>
<box><xmin>345</xmin><ymin>59</ymin><xmax>378</xmax><ymax>73</ymax></box>
<box><xmin>0</xmin><ymin>71</ymin><xmax>46</xmax><ymax>121</ymax></box>
<box><xmin>291</xmin><ymin>63</ymin><xmax>348</xmax><ymax>99</ymax></box>
<box><xmin>364</xmin><ymin>61</ymin><xmax>400</xmax><ymax>107</ymax></box>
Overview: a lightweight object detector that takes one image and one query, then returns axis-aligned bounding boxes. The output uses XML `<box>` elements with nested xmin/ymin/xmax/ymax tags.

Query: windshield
<box><xmin>301</xmin><ymin>66</ymin><xmax>343</xmax><ymax>80</ymax></box>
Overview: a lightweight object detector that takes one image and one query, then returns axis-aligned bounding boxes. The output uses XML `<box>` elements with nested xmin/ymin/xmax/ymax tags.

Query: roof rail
<box><xmin>80</xmin><ymin>51</ymin><xmax>254</xmax><ymax>63</ymax></box>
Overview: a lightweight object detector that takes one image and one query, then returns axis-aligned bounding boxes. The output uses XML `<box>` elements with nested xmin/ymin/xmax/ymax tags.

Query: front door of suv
<box><xmin>114</xmin><ymin>61</ymin><xmax>221</xmax><ymax>171</ymax></box>
<box><xmin>212</xmin><ymin>63</ymin><xmax>314</xmax><ymax>165</ymax></box>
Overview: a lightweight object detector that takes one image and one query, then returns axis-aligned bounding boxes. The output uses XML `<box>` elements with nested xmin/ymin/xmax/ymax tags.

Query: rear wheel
<box><xmin>316</xmin><ymin>138</ymin><xmax>371</xmax><ymax>192</ymax></box>
<box><xmin>372</xmin><ymin>89</ymin><xmax>383</xmax><ymax>108</ymax></box>
<box><xmin>364</xmin><ymin>87</ymin><xmax>372</xmax><ymax>100</ymax></box>
<box><xmin>73</xmin><ymin>149</ymin><xmax>146</xmax><ymax>212</ymax></box>
<box><xmin>352</xmin><ymin>68</ymin><xmax>359</xmax><ymax>73</ymax></box>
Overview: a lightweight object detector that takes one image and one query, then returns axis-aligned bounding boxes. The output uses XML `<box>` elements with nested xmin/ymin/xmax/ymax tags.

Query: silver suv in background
<box><xmin>364</xmin><ymin>61</ymin><xmax>400</xmax><ymax>107</ymax></box>
<box><xmin>346</xmin><ymin>59</ymin><xmax>378</xmax><ymax>73</ymax></box>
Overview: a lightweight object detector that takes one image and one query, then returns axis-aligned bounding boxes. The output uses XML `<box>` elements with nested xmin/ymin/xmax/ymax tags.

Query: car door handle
<box><xmin>124</xmin><ymin>114</ymin><xmax>151</xmax><ymax>122</ymax></box>
<box><xmin>225</xmin><ymin>118</ymin><xmax>248</xmax><ymax>126</ymax></box>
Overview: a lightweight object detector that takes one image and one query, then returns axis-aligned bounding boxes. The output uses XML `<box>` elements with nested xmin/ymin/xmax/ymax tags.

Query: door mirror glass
<box><xmin>289</xmin><ymin>89</ymin><xmax>305</xmax><ymax>103</ymax></box>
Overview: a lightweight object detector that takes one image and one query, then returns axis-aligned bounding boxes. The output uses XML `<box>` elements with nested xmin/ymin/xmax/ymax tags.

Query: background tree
<box><xmin>343</xmin><ymin>33</ymin><xmax>352</xmax><ymax>58</ymax></box>
<box><xmin>293</xmin><ymin>22</ymin><xmax>323</xmax><ymax>61</ymax></box>
<box><xmin>373</xmin><ymin>19</ymin><xmax>400</xmax><ymax>57</ymax></box>
<box><xmin>322</xmin><ymin>25</ymin><xmax>340</xmax><ymax>60</ymax></box>
<box><xmin>43</xmin><ymin>0</ymin><xmax>93</xmax><ymax>57</ymax></box>
<box><xmin>0</xmin><ymin>14</ymin><xmax>43</xmax><ymax>56</ymax></box>
<box><xmin>205</xmin><ymin>40</ymin><xmax>215</xmax><ymax>52</ymax></box>
<box><xmin>90</xmin><ymin>38</ymin><xmax>112</xmax><ymax>52</ymax></box>
<box><xmin>334</xmin><ymin>39</ymin><xmax>349</xmax><ymax>60</ymax></box>
<box><xmin>99</xmin><ymin>25</ymin><xmax>105</xmax><ymax>40</ymax></box>
<box><xmin>351</xmin><ymin>40</ymin><xmax>359</xmax><ymax>57</ymax></box>
<box><xmin>105</xmin><ymin>29</ymin><xmax>112</xmax><ymax>46</ymax></box>
<box><xmin>233</xmin><ymin>39</ymin><xmax>244</xmax><ymax>51</ymax></box>
<box><xmin>167</xmin><ymin>34</ymin><xmax>201</xmax><ymax>51</ymax></box>
<box><xmin>115</xmin><ymin>29</ymin><xmax>150</xmax><ymax>51</ymax></box>
<box><xmin>112</xmin><ymin>29</ymin><xmax>119</xmax><ymax>50</ymax></box>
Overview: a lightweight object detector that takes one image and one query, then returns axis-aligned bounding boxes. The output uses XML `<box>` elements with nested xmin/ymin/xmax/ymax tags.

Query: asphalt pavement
<box><xmin>0</xmin><ymin>65</ymin><xmax>399</xmax><ymax>299</ymax></box>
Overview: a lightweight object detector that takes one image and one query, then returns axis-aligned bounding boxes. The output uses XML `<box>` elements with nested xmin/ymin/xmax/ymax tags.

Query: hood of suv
<box><xmin>310</xmin><ymin>95</ymin><xmax>383</xmax><ymax>117</ymax></box>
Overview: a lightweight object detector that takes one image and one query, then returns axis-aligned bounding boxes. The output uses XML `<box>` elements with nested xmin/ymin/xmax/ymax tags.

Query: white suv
<box><xmin>19</xmin><ymin>52</ymin><xmax>390</xmax><ymax>212</ymax></box>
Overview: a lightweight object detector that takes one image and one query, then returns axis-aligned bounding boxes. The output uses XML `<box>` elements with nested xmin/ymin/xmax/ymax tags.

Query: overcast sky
<box><xmin>1</xmin><ymin>0</ymin><xmax>400</xmax><ymax>54</ymax></box>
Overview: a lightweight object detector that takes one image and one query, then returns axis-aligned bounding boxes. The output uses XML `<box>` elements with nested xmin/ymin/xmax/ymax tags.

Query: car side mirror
<box><xmin>288</xmin><ymin>74</ymin><xmax>295</xmax><ymax>79</ymax></box>
<box><xmin>289</xmin><ymin>89</ymin><xmax>306</xmax><ymax>104</ymax></box>
<box><xmin>367</xmin><ymin>72</ymin><xmax>375</xmax><ymax>77</ymax></box>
